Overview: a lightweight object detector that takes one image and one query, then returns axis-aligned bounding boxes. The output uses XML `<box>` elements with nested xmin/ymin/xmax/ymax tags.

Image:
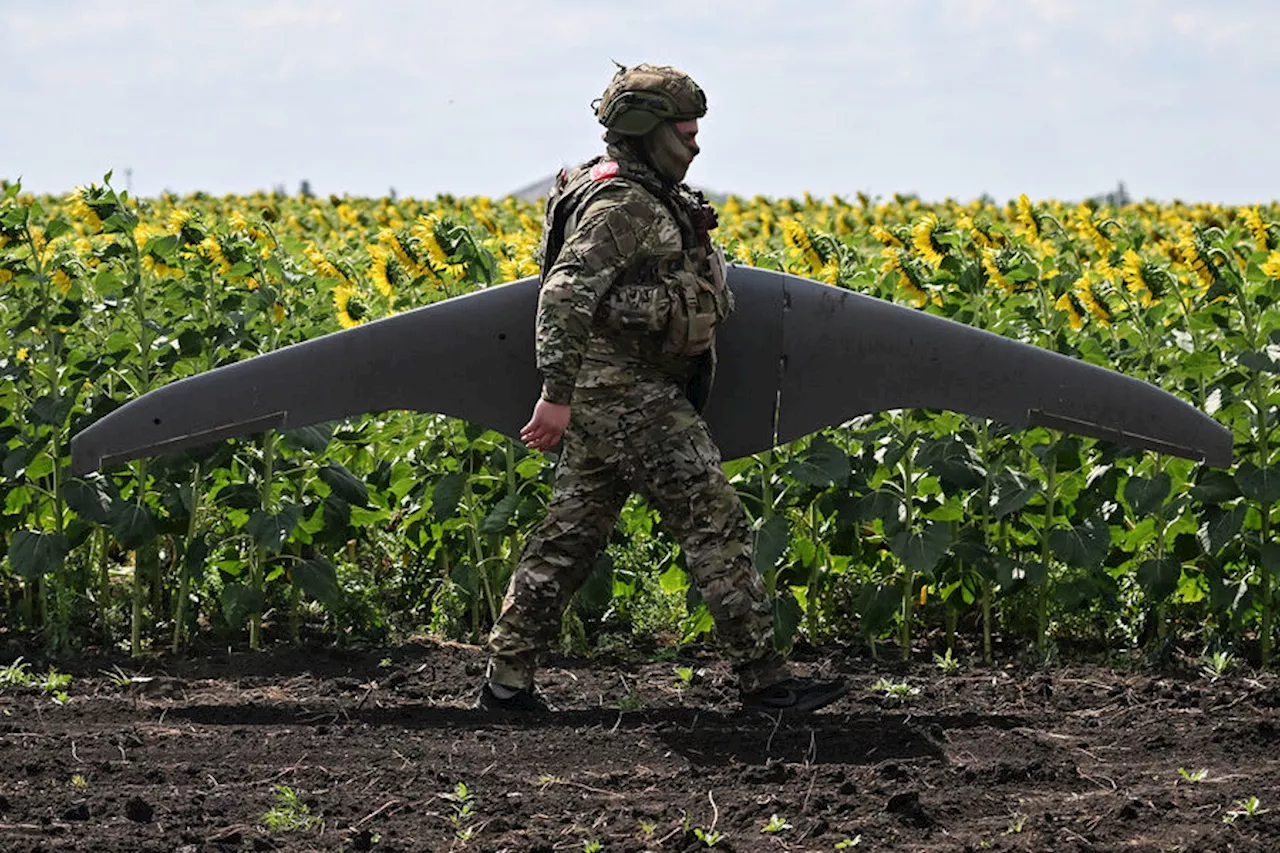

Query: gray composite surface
<box><xmin>69</xmin><ymin>266</ymin><xmax>1233</xmax><ymax>475</ymax></box>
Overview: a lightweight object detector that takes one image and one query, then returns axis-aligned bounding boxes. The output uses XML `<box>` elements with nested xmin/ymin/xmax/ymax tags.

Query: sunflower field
<box><xmin>0</xmin><ymin>175</ymin><xmax>1276</xmax><ymax>667</ymax></box>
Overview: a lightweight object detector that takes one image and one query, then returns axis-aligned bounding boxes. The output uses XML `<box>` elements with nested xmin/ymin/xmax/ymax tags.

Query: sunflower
<box><xmin>67</xmin><ymin>186</ymin><xmax>103</xmax><ymax>232</ymax></box>
<box><xmin>332</xmin><ymin>282</ymin><xmax>368</xmax><ymax>329</ymax></box>
<box><xmin>304</xmin><ymin>241</ymin><xmax>346</xmax><ymax>282</ymax></box>
<box><xmin>1245</xmin><ymin>208</ymin><xmax>1274</xmax><ymax>252</ymax></box>
<box><xmin>757</xmin><ymin>206</ymin><xmax>773</xmax><ymax>239</ymax></box>
<box><xmin>910</xmin><ymin>214</ymin><xmax>945</xmax><ymax>268</ymax></box>
<box><xmin>869</xmin><ymin>224</ymin><xmax>902</xmax><ymax>248</ymax></box>
<box><xmin>1261</xmin><ymin>249</ymin><xmax>1280</xmax><ymax>279</ymax></box>
<box><xmin>412</xmin><ymin>215</ymin><xmax>451</xmax><ymax>272</ymax></box>
<box><xmin>781</xmin><ymin>218</ymin><xmax>823</xmax><ymax>273</ymax></box>
<box><xmin>881</xmin><ymin>248</ymin><xmax>927</xmax><ymax>307</ymax></box>
<box><xmin>956</xmin><ymin>215</ymin><xmax>989</xmax><ymax>250</ymax></box>
<box><xmin>199</xmin><ymin>235</ymin><xmax>232</xmax><ymax>275</ymax></box>
<box><xmin>51</xmin><ymin>268</ymin><xmax>73</xmax><ymax>295</ymax></box>
<box><xmin>1054</xmin><ymin>291</ymin><xmax>1084</xmax><ymax>331</ymax></box>
<box><xmin>166</xmin><ymin>208</ymin><xmax>192</xmax><ymax>232</ymax></box>
<box><xmin>818</xmin><ymin>259</ymin><xmax>840</xmax><ymax>285</ymax></box>
<box><xmin>1176</xmin><ymin>224</ymin><xmax>1214</xmax><ymax>291</ymax></box>
<box><xmin>367</xmin><ymin>244</ymin><xmax>393</xmax><ymax>298</ymax></box>
<box><xmin>1073</xmin><ymin>204</ymin><xmax>1111</xmax><ymax>255</ymax></box>
<box><xmin>1073</xmin><ymin>271</ymin><xmax>1112</xmax><ymax>327</ymax></box>
<box><xmin>1015</xmin><ymin>194</ymin><xmax>1039</xmax><ymax>239</ymax></box>
<box><xmin>1120</xmin><ymin>249</ymin><xmax>1155</xmax><ymax>306</ymax></box>
<box><xmin>981</xmin><ymin>247</ymin><xmax>1012</xmax><ymax>294</ymax></box>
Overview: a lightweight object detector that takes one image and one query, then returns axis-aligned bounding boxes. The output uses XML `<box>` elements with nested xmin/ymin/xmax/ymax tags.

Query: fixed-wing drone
<box><xmin>69</xmin><ymin>266</ymin><xmax>1233</xmax><ymax>475</ymax></box>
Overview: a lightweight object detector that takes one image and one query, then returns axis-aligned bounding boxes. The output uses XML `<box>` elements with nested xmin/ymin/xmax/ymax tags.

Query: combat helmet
<box><xmin>594</xmin><ymin>63</ymin><xmax>707</xmax><ymax>136</ymax></box>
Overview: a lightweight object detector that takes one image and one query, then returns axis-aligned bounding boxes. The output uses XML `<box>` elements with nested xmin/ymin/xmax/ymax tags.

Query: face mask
<box><xmin>643</xmin><ymin>122</ymin><xmax>699</xmax><ymax>182</ymax></box>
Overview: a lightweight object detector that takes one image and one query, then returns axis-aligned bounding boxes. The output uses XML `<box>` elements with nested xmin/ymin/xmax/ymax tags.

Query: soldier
<box><xmin>479</xmin><ymin>63</ymin><xmax>847</xmax><ymax>714</ymax></box>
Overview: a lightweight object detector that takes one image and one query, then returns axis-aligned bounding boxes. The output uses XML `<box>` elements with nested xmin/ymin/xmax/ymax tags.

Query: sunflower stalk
<box><xmin>898</xmin><ymin>412</ymin><xmax>919</xmax><ymax>661</ymax></box>
<box><xmin>171</xmin><ymin>461</ymin><xmax>202</xmax><ymax>653</ymax></box>
<box><xmin>249</xmin><ymin>429</ymin><xmax>278</xmax><ymax>650</ymax></box>
<box><xmin>979</xmin><ymin>421</ymin><xmax>996</xmax><ymax>665</ymax></box>
<box><xmin>21</xmin><ymin>212</ymin><xmax>72</xmax><ymax>650</ymax></box>
<box><xmin>121</xmin><ymin>197</ymin><xmax>154</xmax><ymax>657</ymax></box>
<box><xmin>1037</xmin><ymin>450</ymin><xmax>1058</xmax><ymax>657</ymax></box>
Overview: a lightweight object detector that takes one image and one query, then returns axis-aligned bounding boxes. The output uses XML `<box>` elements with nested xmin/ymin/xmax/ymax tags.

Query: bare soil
<box><xmin>1</xmin><ymin>639</ymin><xmax>1278</xmax><ymax>852</ymax></box>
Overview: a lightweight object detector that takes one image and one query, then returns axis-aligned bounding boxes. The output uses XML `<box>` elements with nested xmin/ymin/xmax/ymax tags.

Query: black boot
<box><xmin>475</xmin><ymin>682</ymin><xmax>551</xmax><ymax>714</ymax></box>
<box><xmin>741</xmin><ymin>677</ymin><xmax>847</xmax><ymax>713</ymax></box>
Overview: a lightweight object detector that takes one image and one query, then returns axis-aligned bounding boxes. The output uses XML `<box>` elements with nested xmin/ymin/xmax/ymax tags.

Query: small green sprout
<box><xmin>870</xmin><ymin>677</ymin><xmax>919</xmax><ymax>699</ymax></box>
<box><xmin>1224</xmin><ymin>796</ymin><xmax>1268</xmax><ymax>823</ymax></box>
<box><xmin>1201</xmin><ymin>650</ymin><xmax>1234</xmax><ymax>680</ymax></box>
<box><xmin>583</xmin><ymin>840</ymin><xmax>603</xmax><ymax>853</ymax></box>
<box><xmin>1178</xmin><ymin>767</ymin><xmax>1209</xmax><ymax>783</ymax></box>
<box><xmin>100</xmin><ymin>665</ymin><xmax>134</xmax><ymax>687</ymax></box>
<box><xmin>441</xmin><ymin>781</ymin><xmax>476</xmax><ymax>834</ymax></box>
<box><xmin>674</xmin><ymin>665</ymin><xmax>695</xmax><ymax>685</ymax></box>
<box><xmin>378</xmin><ymin>657</ymin><xmax>393</xmax><ymax>668</ymax></box>
<box><xmin>1004</xmin><ymin>812</ymin><xmax>1028</xmax><ymax>834</ymax></box>
<box><xmin>762</xmin><ymin>813</ymin><xmax>792</xmax><ymax>833</ymax></box>
<box><xmin>693</xmin><ymin>827</ymin><xmax>724</xmax><ymax>847</ymax></box>
<box><xmin>933</xmin><ymin>648</ymin><xmax>960</xmax><ymax>674</ymax></box>
<box><xmin>261</xmin><ymin>784</ymin><xmax>320</xmax><ymax>832</ymax></box>
<box><xmin>71</xmin><ymin>774</ymin><xmax>87</xmax><ymax>789</ymax></box>
<box><xmin>42</xmin><ymin>669</ymin><xmax>72</xmax><ymax>693</ymax></box>
<box><xmin>0</xmin><ymin>658</ymin><xmax>32</xmax><ymax>687</ymax></box>
<box><xmin>834</xmin><ymin>837</ymin><xmax>862</xmax><ymax>849</ymax></box>
<box><xmin>638</xmin><ymin>819</ymin><xmax>657</xmax><ymax>836</ymax></box>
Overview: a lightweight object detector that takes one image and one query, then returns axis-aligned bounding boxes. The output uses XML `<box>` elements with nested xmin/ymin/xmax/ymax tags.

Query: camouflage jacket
<box><xmin>535</xmin><ymin>146</ymin><xmax>727</xmax><ymax>407</ymax></box>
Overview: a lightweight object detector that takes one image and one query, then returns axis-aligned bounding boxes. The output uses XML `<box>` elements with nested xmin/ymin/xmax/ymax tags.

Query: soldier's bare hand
<box><xmin>521</xmin><ymin>399</ymin><xmax>571</xmax><ymax>452</ymax></box>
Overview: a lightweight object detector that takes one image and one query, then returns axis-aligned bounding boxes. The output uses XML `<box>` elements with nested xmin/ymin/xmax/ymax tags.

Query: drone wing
<box><xmin>71</xmin><ymin>278</ymin><xmax>544</xmax><ymax>475</ymax></box>
<box><xmin>70</xmin><ymin>267</ymin><xmax>1232</xmax><ymax>475</ymax></box>
<box><xmin>728</xmin><ymin>268</ymin><xmax>1233</xmax><ymax>467</ymax></box>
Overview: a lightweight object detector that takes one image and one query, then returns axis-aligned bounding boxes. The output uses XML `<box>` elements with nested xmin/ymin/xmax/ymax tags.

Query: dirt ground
<box><xmin>1</xmin><ymin>639</ymin><xmax>1278</xmax><ymax>853</ymax></box>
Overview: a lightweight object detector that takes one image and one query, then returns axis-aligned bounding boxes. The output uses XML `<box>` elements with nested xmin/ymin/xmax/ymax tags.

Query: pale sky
<box><xmin>2</xmin><ymin>0</ymin><xmax>1277</xmax><ymax>204</ymax></box>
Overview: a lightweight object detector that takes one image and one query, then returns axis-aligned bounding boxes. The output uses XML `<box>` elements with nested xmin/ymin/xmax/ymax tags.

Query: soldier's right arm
<box><xmin>535</xmin><ymin>185</ymin><xmax>662</xmax><ymax>404</ymax></box>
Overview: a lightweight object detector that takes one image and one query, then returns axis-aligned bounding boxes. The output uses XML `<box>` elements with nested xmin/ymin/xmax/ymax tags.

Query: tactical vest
<box><xmin>538</xmin><ymin>156</ymin><xmax>732</xmax><ymax>360</ymax></box>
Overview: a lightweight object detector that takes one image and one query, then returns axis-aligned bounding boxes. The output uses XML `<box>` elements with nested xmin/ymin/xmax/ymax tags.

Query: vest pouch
<box><xmin>600</xmin><ymin>282</ymin><xmax>671</xmax><ymax>333</ymax></box>
<box><xmin>660</xmin><ymin>269</ymin><xmax>719</xmax><ymax>357</ymax></box>
<box><xmin>708</xmin><ymin>245</ymin><xmax>734</xmax><ymax>321</ymax></box>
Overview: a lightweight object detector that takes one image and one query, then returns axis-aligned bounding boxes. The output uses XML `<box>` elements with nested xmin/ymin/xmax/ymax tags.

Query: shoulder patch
<box><xmin>590</xmin><ymin>160</ymin><xmax>620</xmax><ymax>181</ymax></box>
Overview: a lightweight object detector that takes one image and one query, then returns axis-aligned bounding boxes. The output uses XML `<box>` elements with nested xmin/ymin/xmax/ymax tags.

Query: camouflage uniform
<box><xmin>485</xmin><ymin>144</ymin><xmax>790</xmax><ymax>694</ymax></box>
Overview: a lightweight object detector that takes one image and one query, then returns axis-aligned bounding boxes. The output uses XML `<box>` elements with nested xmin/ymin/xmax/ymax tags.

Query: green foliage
<box><xmin>1223</xmin><ymin>796</ymin><xmax>1268</xmax><ymax>823</ymax></box>
<box><xmin>0</xmin><ymin>658</ymin><xmax>72</xmax><ymax>695</ymax></box>
<box><xmin>870</xmin><ymin>677</ymin><xmax>919</xmax><ymax>699</ymax></box>
<box><xmin>441</xmin><ymin>781</ymin><xmax>477</xmax><ymax>838</ymax></box>
<box><xmin>761</xmin><ymin>814</ymin><xmax>792</xmax><ymax>833</ymax></box>
<box><xmin>260</xmin><ymin>785</ymin><xmax>319</xmax><ymax>832</ymax></box>
<box><xmin>693</xmin><ymin>827</ymin><xmax>724</xmax><ymax>847</ymax></box>
<box><xmin>933</xmin><ymin>648</ymin><xmax>961</xmax><ymax>674</ymax></box>
<box><xmin>0</xmin><ymin>185</ymin><xmax>1274</xmax><ymax>668</ymax></box>
<box><xmin>0</xmin><ymin>658</ymin><xmax>33</xmax><ymax>687</ymax></box>
<box><xmin>1201</xmin><ymin>650</ymin><xmax>1235</xmax><ymax>680</ymax></box>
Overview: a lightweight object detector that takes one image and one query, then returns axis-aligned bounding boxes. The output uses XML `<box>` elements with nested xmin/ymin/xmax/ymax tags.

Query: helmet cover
<box><xmin>595</xmin><ymin>63</ymin><xmax>707</xmax><ymax>136</ymax></box>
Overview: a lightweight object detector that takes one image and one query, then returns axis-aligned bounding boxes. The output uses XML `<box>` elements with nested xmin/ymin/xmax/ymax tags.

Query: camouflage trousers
<box><xmin>486</xmin><ymin>380</ymin><xmax>788</xmax><ymax>693</ymax></box>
